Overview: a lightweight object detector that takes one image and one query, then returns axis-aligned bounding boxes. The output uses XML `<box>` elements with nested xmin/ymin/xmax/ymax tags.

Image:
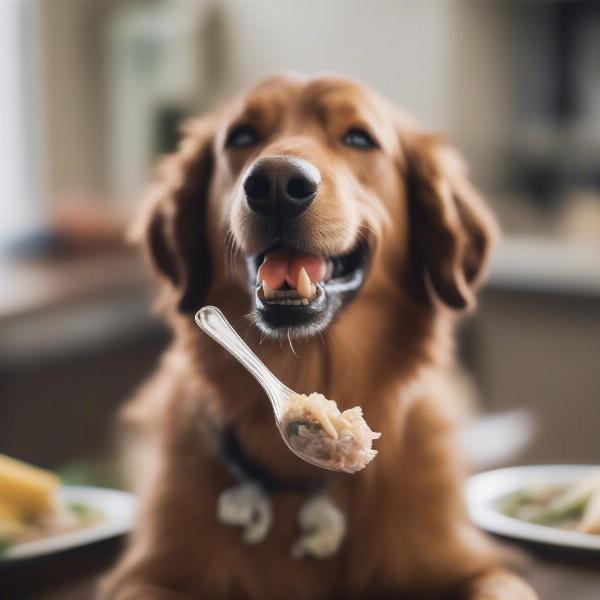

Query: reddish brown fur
<box><xmin>102</xmin><ymin>74</ymin><xmax>536</xmax><ymax>600</ymax></box>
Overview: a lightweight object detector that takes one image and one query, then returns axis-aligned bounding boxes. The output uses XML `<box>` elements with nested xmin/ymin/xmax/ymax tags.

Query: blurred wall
<box><xmin>223</xmin><ymin>0</ymin><xmax>454</xmax><ymax>127</ymax></box>
<box><xmin>476</xmin><ymin>290</ymin><xmax>600</xmax><ymax>464</ymax></box>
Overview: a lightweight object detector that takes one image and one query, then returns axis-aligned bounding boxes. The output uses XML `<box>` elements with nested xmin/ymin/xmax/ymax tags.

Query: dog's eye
<box><xmin>342</xmin><ymin>128</ymin><xmax>378</xmax><ymax>150</ymax></box>
<box><xmin>226</xmin><ymin>125</ymin><xmax>260</xmax><ymax>148</ymax></box>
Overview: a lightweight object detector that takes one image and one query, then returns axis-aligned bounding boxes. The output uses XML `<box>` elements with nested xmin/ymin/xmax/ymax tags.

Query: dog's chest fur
<box><xmin>166</xmin><ymin>364</ymin><xmax>480</xmax><ymax>599</ymax></box>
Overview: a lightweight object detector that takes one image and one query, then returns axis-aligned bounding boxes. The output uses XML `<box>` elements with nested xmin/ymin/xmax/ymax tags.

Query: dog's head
<box><xmin>135</xmin><ymin>74</ymin><xmax>496</xmax><ymax>339</ymax></box>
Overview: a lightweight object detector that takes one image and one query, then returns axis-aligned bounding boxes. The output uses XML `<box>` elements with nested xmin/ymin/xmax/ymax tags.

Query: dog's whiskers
<box><xmin>242</xmin><ymin>312</ymin><xmax>267</xmax><ymax>347</ymax></box>
<box><xmin>223</xmin><ymin>231</ymin><xmax>240</xmax><ymax>279</ymax></box>
<box><xmin>287</xmin><ymin>328</ymin><xmax>299</xmax><ymax>358</ymax></box>
<box><xmin>318</xmin><ymin>330</ymin><xmax>326</xmax><ymax>347</ymax></box>
<box><xmin>243</xmin><ymin>320</ymin><xmax>254</xmax><ymax>341</ymax></box>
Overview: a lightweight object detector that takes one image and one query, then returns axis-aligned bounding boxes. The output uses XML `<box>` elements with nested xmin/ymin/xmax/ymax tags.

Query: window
<box><xmin>0</xmin><ymin>0</ymin><xmax>45</xmax><ymax>247</ymax></box>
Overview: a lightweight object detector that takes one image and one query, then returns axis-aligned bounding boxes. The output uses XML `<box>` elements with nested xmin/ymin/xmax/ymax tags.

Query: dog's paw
<box><xmin>463</xmin><ymin>569</ymin><xmax>538</xmax><ymax>600</ymax></box>
<box><xmin>217</xmin><ymin>482</ymin><xmax>273</xmax><ymax>544</ymax></box>
<box><xmin>291</xmin><ymin>494</ymin><xmax>347</xmax><ymax>559</ymax></box>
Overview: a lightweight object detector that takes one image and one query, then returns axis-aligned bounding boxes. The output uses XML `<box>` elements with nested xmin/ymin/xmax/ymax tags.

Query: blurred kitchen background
<box><xmin>1</xmin><ymin>0</ymin><xmax>599</xmax><ymax>478</ymax></box>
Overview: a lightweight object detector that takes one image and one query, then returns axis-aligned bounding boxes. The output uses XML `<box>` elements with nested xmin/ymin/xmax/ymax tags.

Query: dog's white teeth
<box><xmin>324</xmin><ymin>261</ymin><xmax>334</xmax><ymax>281</ymax></box>
<box><xmin>263</xmin><ymin>268</ymin><xmax>318</xmax><ymax>305</ymax></box>
<box><xmin>262</xmin><ymin>280</ymin><xmax>275</xmax><ymax>299</ymax></box>
<box><xmin>297</xmin><ymin>267</ymin><xmax>314</xmax><ymax>299</ymax></box>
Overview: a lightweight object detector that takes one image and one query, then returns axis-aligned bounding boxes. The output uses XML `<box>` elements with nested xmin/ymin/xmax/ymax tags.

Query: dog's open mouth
<box><xmin>248</xmin><ymin>240</ymin><xmax>371</xmax><ymax>337</ymax></box>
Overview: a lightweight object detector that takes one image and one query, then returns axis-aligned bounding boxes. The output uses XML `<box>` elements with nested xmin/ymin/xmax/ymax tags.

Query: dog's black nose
<box><xmin>243</xmin><ymin>156</ymin><xmax>320</xmax><ymax>222</ymax></box>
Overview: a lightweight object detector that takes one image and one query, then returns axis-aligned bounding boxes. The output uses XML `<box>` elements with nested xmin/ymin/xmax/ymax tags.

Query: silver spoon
<box><xmin>195</xmin><ymin>305</ymin><xmax>342</xmax><ymax>472</ymax></box>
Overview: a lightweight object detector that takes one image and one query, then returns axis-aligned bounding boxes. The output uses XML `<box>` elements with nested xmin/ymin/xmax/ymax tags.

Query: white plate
<box><xmin>1</xmin><ymin>485</ymin><xmax>137</xmax><ymax>562</ymax></box>
<box><xmin>466</xmin><ymin>465</ymin><xmax>600</xmax><ymax>553</ymax></box>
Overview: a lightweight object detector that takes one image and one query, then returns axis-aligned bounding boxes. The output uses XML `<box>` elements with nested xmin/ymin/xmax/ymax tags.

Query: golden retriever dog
<box><xmin>102</xmin><ymin>73</ymin><xmax>537</xmax><ymax>599</ymax></box>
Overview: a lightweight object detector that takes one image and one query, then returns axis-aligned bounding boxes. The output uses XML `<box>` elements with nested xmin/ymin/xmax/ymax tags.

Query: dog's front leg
<box><xmin>457</xmin><ymin>568</ymin><xmax>538</xmax><ymax>600</ymax></box>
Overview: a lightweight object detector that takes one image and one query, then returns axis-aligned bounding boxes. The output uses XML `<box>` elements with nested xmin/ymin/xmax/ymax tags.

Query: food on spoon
<box><xmin>498</xmin><ymin>470</ymin><xmax>600</xmax><ymax>534</ymax></box>
<box><xmin>0</xmin><ymin>454</ymin><xmax>102</xmax><ymax>557</ymax></box>
<box><xmin>282</xmin><ymin>393</ymin><xmax>381</xmax><ymax>473</ymax></box>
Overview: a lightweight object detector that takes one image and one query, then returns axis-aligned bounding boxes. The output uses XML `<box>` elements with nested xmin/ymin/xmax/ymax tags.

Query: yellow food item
<box><xmin>0</xmin><ymin>502</ymin><xmax>21</xmax><ymax>521</ymax></box>
<box><xmin>0</xmin><ymin>501</ymin><xmax>26</xmax><ymax>539</ymax></box>
<box><xmin>0</xmin><ymin>454</ymin><xmax>59</xmax><ymax>518</ymax></box>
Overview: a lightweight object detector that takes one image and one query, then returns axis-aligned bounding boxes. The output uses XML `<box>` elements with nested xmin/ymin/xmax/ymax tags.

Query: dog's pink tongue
<box><xmin>259</xmin><ymin>249</ymin><xmax>326</xmax><ymax>289</ymax></box>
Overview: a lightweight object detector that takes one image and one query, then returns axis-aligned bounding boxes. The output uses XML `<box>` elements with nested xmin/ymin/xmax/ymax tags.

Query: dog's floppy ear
<box><xmin>404</xmin><ymin>132</ymin><xmax>498</xmax><ymax>311</ymax></box>
<box><xmin>130</xmin><ymin>117</ymin><xmax>215</xmax><ymax>313</ymax></box>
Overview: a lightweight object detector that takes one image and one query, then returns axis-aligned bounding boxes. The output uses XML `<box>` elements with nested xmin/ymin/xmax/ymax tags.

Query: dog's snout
<box><xmin>243</xmin><ymin>156</ymin><xmax>320</xmax><ymax>222</ymax></box>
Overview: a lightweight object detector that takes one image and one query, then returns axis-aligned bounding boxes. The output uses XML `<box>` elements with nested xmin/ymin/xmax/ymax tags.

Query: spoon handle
<box><xmin>195</xmin><ymin>306</ymin><xmax>289</xmax><ymax>416</ymax></box>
